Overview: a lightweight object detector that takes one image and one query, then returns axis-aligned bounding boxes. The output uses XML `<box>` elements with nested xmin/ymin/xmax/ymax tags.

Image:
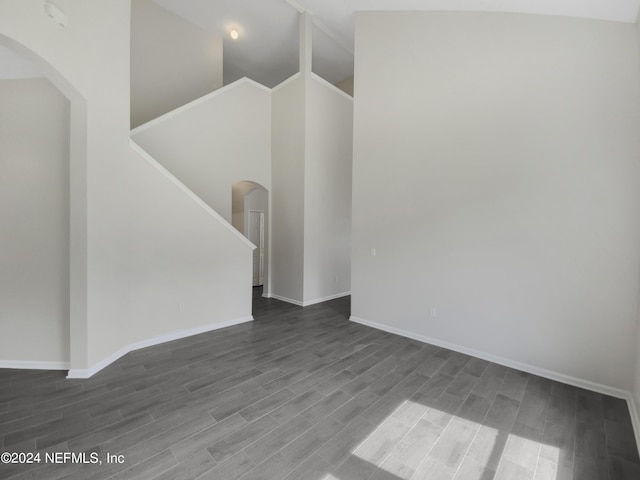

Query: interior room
<box><xmin>1</xmin><ymin>1</ymin><xmax>640</xmax><ymax>479</ymax></box>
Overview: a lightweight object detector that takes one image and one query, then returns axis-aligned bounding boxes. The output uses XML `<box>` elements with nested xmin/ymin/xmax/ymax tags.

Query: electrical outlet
<box><xmin>429</xmin><ymin>307</ymin><xmax>437</xmax><ymax>318</ymax></box>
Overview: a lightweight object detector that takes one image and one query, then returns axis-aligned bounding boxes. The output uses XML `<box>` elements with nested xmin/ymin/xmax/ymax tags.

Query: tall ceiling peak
<box><xmin>151</xmin><ymin>0</ymin><xmax>640</xmax><ymax>87</ymax></box>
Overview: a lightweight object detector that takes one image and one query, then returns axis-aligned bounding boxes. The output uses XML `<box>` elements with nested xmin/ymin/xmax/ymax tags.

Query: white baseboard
<box><xmin>302</xmin><ymin>292</ymin><xmax>351</xmax><ymax>307</ymax></box>
<box><xmin>349</xmin><ymin>316</ymin><xmax>630</xmax><ymax>400</ymax></box>
<box><xmin>267</xmin><ymin>294</ymin><xmax>304</xmax><ymax>306</ymax></box>
<box><xmin>0</xmin><ymin>360</ymin><xmax>70</xmax><ymax>371</ymax></box>
<box><xmin>628</xmin><ymin>394</ymin><xmax>640</xmax><ymax>457</ymax></box>
<box><xmin>351</xmin><ymin>314</ymin><xmax>640</xmax><ymax>457</ymax></box>
<box><xmin>265</xmin><ymin>291</ymin><xmax>351</xmax><ymax>307</ymax></box>
<box><xmin>67</xmin><ymin>348</ymin><xmax>128</xmax><ymax>379</ymax></box>
<box><xmin>67</xmin><ymin>316</ymin><xmax>253</xmax><ymax>379</ymax></box>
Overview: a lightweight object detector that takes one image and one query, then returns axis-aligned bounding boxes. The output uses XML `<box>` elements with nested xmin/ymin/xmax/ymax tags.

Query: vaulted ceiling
<box><xmin>2</xmin><ymin>1</ymin><xmax>639</xmax><ymax>84</ymax></box>
<box><xmin>154</xmin><ymin>0</ymin><xmax>640</xmax><ymax>87</ymax></box>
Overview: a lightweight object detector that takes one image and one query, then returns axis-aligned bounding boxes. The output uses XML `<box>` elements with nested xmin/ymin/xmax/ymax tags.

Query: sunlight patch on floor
<box><xmin>336</xmin><ymin>400</ymin><xmax>561</xmax><ymax>480</ymax></box>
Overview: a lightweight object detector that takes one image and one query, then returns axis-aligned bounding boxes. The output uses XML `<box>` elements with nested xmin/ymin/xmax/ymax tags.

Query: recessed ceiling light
<box><xmin>230</xmin><ymin>29</ymin><xmax>239</xmax><ymax>40</ymax></box>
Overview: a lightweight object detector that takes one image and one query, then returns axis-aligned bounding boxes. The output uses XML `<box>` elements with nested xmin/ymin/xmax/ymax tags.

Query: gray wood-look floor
<box><xmin>1</xmin><ymin>289</ymin><xmax>639</xmax><ymax>480</ymax></box>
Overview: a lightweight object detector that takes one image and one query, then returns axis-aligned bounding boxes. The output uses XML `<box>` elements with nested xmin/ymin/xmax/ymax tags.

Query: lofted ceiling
<box><xmin>153</xmin><ymin>0</ymin><xmax>640</xmax><ymax>88</ymax></box>
<box><xmin>153</xmin><ymin>0</ymin><xmax>301</xmax><ymax>87</ymax></box>
<box><xmin>297</xmin><ymin>0</ymin><xmax>640</xmax><ymax>46</ymax></box>
<box><xmin>1</xmin><ymin>1</ymin><xmax>639</xmax><ymax>83</ymax></box>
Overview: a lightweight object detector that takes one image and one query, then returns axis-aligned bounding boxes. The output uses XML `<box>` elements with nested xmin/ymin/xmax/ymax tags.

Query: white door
<box><xmin>248</xmin><ymin>210</ymin><xmax>264</xmax><ymax>286</ymax></box>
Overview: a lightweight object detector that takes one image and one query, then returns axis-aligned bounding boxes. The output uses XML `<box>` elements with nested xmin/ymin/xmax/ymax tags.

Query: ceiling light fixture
<box><xmin>230</xmin><ymin>29</ymin><xmax>239</xmax><ymax>40</ymax></box>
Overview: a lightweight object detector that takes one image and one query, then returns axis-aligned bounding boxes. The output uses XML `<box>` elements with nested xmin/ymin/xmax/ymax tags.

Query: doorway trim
<box><xmin>248</xmin><ymin>209</ymin><xmax>265</xmax><ymax>286</ymax></box>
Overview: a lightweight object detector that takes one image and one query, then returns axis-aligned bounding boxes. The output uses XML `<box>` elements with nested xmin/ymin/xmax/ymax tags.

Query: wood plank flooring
<box><xmin>1</xmin><ymin>289</ymin><xmax>639</xmax><ymax>480</ymax></box>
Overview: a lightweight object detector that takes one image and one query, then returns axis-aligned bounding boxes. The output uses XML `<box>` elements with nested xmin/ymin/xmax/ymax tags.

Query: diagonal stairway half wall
<box><xmin>131</xmin><ymin>77</ymin><xmax>273</xmax><ymax>294</ymax></box>
<box><xmin>0</xmin><ymin>0</ymin><xmax>255</xmax><ymax>378</ymax></box>
<box><xmin>131</xmin><ymin>70</ymin><xmax>354</xmax><ymax>307</ymax></box>
<box><xmin>131</xmin><ymin>78</ymin><xmax>273</xmax><ymax>225</ymax></box>
<box><xmin>130</xmin><ymin>14</ymin><xmax>354</xmax><ymax>309</ymax></box>
<box><xmin>74</xmin><ymin>140</ymin><xmax>256</xmax><ymax>378</ymax></box>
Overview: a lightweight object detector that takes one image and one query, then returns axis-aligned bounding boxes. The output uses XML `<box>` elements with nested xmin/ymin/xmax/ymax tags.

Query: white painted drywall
<box><xmin>0</xmin><ymin>0</ymin><xmax>253</xmax><ymax>374</ymax></box>
<box><xmin>0</xmin><ymin>0</ymin><xmax>146</xmax><ymax>371</ymax></box>
<box><xmin>0</xmin><ymin>45</ymin><xmax>42</xmax><ymax>79</ymax></box>
<box><xmin>303</xmin><ymin>74</ymin><xmax>352</xmax><ymax>303</ymax></box>
<box><xmin>633</xmin><ymin>10</ymin><xmax>640</xmax><ymax>438</ymax></box>
<box><xmin>130</xmin><ymin>0</ymin><xmax>223</xmax><ymax>128</ymax></box>
<box><xmin>0</xmin><ymin>78</ymin><xmax>70</xmax><ymax>364</ymax></box>
<box><xmin>271</xmin><ymin>75</ymin><xmax>305</xmax><ymax>303</ymax></box>
<box><xmin>232</xmin><ymin>181</ymin><xmax>255</xmax><ymax>232</ymax></box>
<box><xmin>635</xmin><ymin>308</ymin><xmax>640</xmax><ymax>432</ymax></box>
<box><xmin>335</xmin><ymin>76</ymin><xmax>354</xmax><ymax>97</ymax></box>
<box><xmin>352</xmin><ymin>12</ymin><xmax>640</xmax><ymax>391</ymax></box>
<box><xmin>131</xmin><ymin>79</ymin><xmax>272</xmax><ymax>223</ymax></box>
<box><xmin>121</xmin><ymin>145</ymin><xmax>253</xmax><ymax>347</ymax></box>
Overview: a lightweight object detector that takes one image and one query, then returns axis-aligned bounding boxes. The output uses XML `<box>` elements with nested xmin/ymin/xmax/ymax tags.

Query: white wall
<box><xmin>130</xmin><ymin>0</ymin><xmax>222</xmax><ymax>128</ymax></box>
<box><xmin>245</xmin><ymin>187</ymin><xmax>268</xmax><ymax>237</ymax></box>
<box><xmin>271</xmin><ymin>75</ymin><xmax>305</xmax><ymax>303</ymax></box>
<box><xmin>0</xmin><ymin>0</ymin><xmax>130</xmax><ymax>368</ymax></box>
<box><xmin>303</xmin><ymin>74</ymin><xmax>353</xmax><ymax>303</ymax></box>
<box><xmin>352</xmin><ymin>12</ymin><xmax>640</xmax><ymax>392</ymax></box>
<box><xmin>0</xmin><ymin>0</ymin><xmax>254</xmax><ymax>375</ymax></box>
<box><xmin>0</xmin><ymin>78</ymin><xmax>70</xmax><ymax>365</ymax></box>
<box><xmin>232</xmin><ymin>181</ymin><xmax>255</xmax><ymax>232</ymax></box>
<box><xmin>131</xmin><ymin>79</ymin><xmax>272</xmax><ymax>223</ymax></box>
<box><xmin>635</xmin><ymin>300</ymin><xmax>640</xmax><ymax>440</ymax></box>
<box><xmin>633</xmin><ymin>10</ymin><xmax>640</xmax><ymax>443</ymax></box>
<box><xmin>85</xmin><ymin>138</ymin><xmax>255</xmax><ymax>368</ymax></box>
<box><xmin>335</xmin><ymin>76</ymin><xmax>354</xmax><ymax>97</ymax></box>
<box><xmin>120</xmin><ymin>145</ymin><xmax>253</xmax><ymax>350</ymax></box>
<box><xmin>270</xmin><ymin>16</ymin><xmax>354</xmax><ymax>306</ymax></box>
<box><xmin>0</xmin><ymin>45</ymin><xmax>42</xmax><ymax>79</ymax></box>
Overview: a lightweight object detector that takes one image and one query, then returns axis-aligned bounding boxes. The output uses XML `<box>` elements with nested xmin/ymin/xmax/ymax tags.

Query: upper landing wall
<box><xmin>131</xmin><ymin>78</ymin><xmax>272</xmax><ymax>223</ymax></box>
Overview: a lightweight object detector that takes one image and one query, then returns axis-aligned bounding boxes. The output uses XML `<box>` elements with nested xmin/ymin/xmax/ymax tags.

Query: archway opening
<box><xmin>0</xmin><ymin>44</ymin><xmax>71</xmax><ymax>368</ymax></box>
<box><xmin>0</xmin><ymin>34</ymin><xmax>87</xmax><ymax>372</ymax></box>
<box><xmin>232</xmin><ymin>181</ymin><xmax>269</xmax><ymax>296</ymax></box>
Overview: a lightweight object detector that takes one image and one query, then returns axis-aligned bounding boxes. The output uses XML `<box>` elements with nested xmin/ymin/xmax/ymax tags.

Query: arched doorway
<box><xmin>232</xmin><ymin>181</ymin><xmax>269</xmax><ymax>291</ymax></box>
<box><xmin>0</xmin><ymin>47</ymin><xmax>70</xmax><ymax>367</ymax></box>
<box><xmin>0</xmin><ymin>35</ymin><xmax>87</xmax><ymax>372</ymax></box>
